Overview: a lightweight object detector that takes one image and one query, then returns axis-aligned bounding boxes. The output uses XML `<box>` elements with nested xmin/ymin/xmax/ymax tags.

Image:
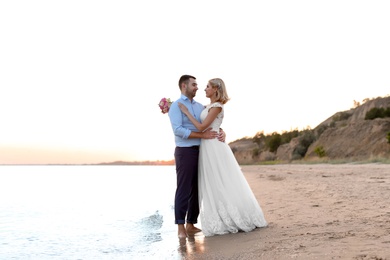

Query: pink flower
<box><xmin>158</xmin><ymin>97</ymin><xmax>172</xmax><ymax>114</ymax></box>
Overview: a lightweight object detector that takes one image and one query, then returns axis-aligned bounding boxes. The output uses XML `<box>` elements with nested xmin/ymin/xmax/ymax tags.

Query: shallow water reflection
<box><xmin>178</xmin><ymin>234</ymin><xmax>205</xmax><ymax>258</ymax></box>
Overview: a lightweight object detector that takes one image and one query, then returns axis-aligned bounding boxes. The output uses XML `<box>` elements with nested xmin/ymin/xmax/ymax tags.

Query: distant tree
<box><xmin>365</xmin><ymin>107</ymin><xmax>385</xmax><ymax>120</ymax></box>
<box><xmin>253</xmin><ymin>131</ymin><xmax>265</xmax><ymax>146</ymax></box>
<box><xmin>385</xmin><ymin>107</ymin><xmax>390</xmax><ymax>117</ymax></box>
<box><xmin>353</xmin><ymin>100</ymin><xmax>360</xmax><ymax>108</ymax></box>
<box><xmin>295</xmin><ymin>130</ymin><xmax>316</xmax><ymax>157</ymax></box>
<box><xmin>280</xmin><ymin>129</ymin><xmax>299</xmax><ymax>144</ymax></box>
<box><xmin>265</xmin><ymin>132</ymin><xmax>281</xmax><ymax>153</ymax></box>
<box><xmin>333</xmin><ymin>112</ymin><xmax>352</xmax><ymax>122</ymax></box>
<box><xmin>252</xmin><ymin>127</ymin><xmax>315</xmax><ymax>156</ymax></box>
<box><xmin>314</xmin><ymin>146</ymin><xmax>326</xmax><ymax>157</ymax></box>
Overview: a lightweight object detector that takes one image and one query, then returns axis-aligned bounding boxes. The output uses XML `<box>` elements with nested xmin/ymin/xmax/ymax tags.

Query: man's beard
<box><xmin>186</xmin><ymin>89</ymin><xmax>197</xmax><ymax>99</ymax></box>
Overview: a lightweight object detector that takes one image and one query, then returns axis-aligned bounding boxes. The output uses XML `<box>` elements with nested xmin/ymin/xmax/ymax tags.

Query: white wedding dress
<box><xmin>198</xmin><ymin>102</ymin><xmax>267</xmax><ymax>237</ymax></box>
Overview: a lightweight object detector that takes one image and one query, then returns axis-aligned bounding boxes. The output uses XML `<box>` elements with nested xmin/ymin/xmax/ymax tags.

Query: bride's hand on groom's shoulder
<box><xmin>177</xmin><ymin>102</ymin><xmax>188</xmax><ymax>114</ymax></box>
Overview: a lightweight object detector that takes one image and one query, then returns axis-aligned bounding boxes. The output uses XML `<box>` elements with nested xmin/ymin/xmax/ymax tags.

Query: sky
<box><xmin>1</xmin><ymin>1</ymin><xmax>389</xmax><ymax>164</ymax></box>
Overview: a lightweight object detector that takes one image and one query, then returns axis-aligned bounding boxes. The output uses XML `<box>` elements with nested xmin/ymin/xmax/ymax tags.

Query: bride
<box><xmin>178</xmin><ymin>78</ymin><xmax>267</xmax><ymax>237</ymax></box>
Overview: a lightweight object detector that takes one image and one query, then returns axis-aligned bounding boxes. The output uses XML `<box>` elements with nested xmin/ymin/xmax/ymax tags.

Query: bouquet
<box><xmin>158</xmin><ymin>97</ymin><xmax>172</xmax><ymax>114</ymax></box>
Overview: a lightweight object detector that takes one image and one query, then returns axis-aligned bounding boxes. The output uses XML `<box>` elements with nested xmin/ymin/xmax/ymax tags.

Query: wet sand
<box><xmin>177</xmin><ymin>164</ymin><xmax>390</xmax><ymax>259</ymax></box>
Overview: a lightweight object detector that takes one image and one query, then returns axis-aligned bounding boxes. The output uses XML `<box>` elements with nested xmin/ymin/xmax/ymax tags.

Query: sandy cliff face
<box><xmin>229</xmin><ymin>96</ymin><xmax>390</xmax><ymax>163</ymax></box>
<box><xmin>229</xmin><ymin>139</ymin><xmax>258</xmax><ymax>165</ymax></box>
<box><xmin>348</xmin><ymin>96</ymin><xmax>390</xmax><ymax>123</ymax></box>
<box><xmin>305</xmin><ymin>118</ymin><xmax>390</xmax><ymax>160</ymax></box>
<box><xmin>306</xmin><ymin>96</ymin><xmax>390</xmax><ymax>160</ymax></box>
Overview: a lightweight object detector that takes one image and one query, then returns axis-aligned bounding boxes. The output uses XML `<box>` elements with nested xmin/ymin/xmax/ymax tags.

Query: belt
<box><xmin>177</xmin><ymin>145</ymin><xmax>199</xmax><ymax>150</ymax></box>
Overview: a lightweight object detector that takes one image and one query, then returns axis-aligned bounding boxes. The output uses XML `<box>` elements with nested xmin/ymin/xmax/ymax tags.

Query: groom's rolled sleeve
<box><xmin>169</xmin><ymin>102</ymin><xmax>191</xmax><ymax>139</ymax></box>
<box><xmin>169</xmin><ymin>100</ymin><xmax>201</xmax><ymax>147</ymax></box>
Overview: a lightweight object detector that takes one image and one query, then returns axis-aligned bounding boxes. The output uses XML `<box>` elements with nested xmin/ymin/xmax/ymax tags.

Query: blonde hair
<box><xmin>209</xmin><ymin>78</ymin><xmax>230</xmax><ymax>104</ymax></box>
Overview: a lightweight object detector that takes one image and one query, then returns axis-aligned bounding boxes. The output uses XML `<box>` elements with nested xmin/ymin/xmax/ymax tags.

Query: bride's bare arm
<box><xmin>178</xmin><ymin>102</ymin><xmax>221</xmax><ymax>132</ymax></box>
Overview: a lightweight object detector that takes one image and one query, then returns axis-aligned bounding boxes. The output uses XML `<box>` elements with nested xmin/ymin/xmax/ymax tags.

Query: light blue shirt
<box><xmin>168</xmin><ymin>94</ymin><xmax>205</xmax><ymax>147</ymax></box>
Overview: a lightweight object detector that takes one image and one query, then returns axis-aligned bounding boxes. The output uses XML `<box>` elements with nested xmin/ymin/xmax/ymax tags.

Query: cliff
<box><xmin>229</xmin><ymin>95</ymin><xmax>390</xmax><ymax>164</ymax></box>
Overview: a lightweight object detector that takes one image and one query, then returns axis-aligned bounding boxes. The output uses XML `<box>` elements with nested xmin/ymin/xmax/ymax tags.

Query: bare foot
<box><xmin>178</xmin><ymin>224</ymin><xmax>187</xmax><ymax>238</ymax></box>
<box><xmin>178</xmin><ymin>231</ymin><xmax>187</xmax><ymax>238</ymax></box>
<box><xmin>186</xmin><ymin>223</ymin><xmax>202</xmax><ymax>234</ymax></box>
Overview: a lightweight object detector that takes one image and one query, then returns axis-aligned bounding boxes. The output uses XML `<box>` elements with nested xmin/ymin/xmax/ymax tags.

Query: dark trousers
<box><xmin>174</xmin><ymin>146</ymin><xmax>199</xmax><ymax>224</ymax></box>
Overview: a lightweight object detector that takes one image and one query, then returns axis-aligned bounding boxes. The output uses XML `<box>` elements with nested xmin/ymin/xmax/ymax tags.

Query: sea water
<box><xmin>0</xmin><ymin>165</ymin><xmax>187</xmax><ymax>260</ymax></box>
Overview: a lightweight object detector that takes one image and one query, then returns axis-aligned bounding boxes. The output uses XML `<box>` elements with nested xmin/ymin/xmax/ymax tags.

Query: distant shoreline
<box><xmin>0</xmin><ymin>160</ymin><xmax>176</xmax><ymax>166</ymax></box>
<box><xmin>2</xmin><ymin>158</ymin><xmax>389</xmax><ymax>166</ymax></box>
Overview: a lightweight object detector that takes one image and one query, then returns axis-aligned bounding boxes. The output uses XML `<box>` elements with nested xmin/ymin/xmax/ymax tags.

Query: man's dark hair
<box><xmin>178</xmin><ymin>75</ymin><xmax>196</xmax><ymax>90</ymax></box>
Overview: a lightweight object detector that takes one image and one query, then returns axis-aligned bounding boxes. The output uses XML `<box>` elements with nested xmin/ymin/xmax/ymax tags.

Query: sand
<box><xmin>177</xmin><ymin>164</ymin><xmax>390</xmax><ymax>260</ymax></box>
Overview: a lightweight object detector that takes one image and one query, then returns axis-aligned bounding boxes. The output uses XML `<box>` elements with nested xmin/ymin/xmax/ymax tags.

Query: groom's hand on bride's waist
<box><xmin>201</xmin><ymin>128</ymin><xmax>218</xmax><ymax>139</ymax></box>
<box><xmin>218</xmin><ymin>128</ymin><xmax>226</xmax><ymax>142</ymax></box>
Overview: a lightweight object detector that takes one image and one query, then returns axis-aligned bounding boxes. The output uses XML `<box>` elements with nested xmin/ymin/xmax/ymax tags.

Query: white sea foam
<box><xmin>0</xmin><ymin>165</ymin><xmax>181</xmax><ymax>259</ymax></box>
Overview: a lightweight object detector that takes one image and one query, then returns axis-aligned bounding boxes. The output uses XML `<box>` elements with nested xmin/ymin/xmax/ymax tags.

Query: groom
<box><xmin>168</xmin><ymin>75</ymin><xmax>224</xmax><ymax>238</ymax></box>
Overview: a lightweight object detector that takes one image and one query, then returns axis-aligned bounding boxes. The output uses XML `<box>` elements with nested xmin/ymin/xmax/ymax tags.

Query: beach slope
<box><xmin>180</xmin><ymin>164</ymin><xmax>390</xmax><ymax>259</ymax></box>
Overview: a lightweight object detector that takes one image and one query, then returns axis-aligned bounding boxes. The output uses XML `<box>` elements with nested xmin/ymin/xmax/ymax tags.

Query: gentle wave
<box><xmin>0</xmin><ymin>165</ymin><xmax>180</xmax><ymax>260</ymax></box>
